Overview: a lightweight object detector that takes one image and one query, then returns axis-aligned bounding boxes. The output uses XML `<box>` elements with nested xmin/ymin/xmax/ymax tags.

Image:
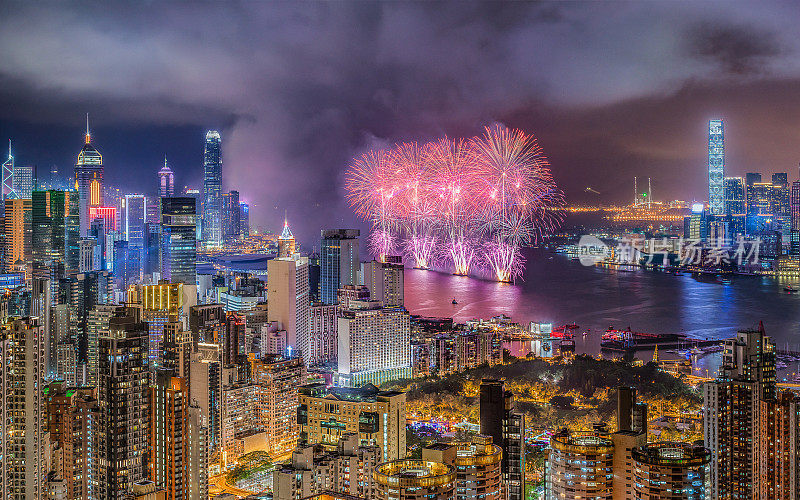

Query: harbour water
<box><xmin>404</xmin><ymin>248</ymin><xmax>800</xmax><ymax>379</ymax></box>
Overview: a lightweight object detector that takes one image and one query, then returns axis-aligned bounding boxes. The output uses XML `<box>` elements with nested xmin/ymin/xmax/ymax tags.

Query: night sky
<box><xmin>2</xmin><ymin>1</ymin><xmax>800</xmax><ymax>246</ymax></box>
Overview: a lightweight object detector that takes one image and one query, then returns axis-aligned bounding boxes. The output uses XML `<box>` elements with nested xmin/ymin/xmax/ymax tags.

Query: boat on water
<box><xmin>720</xmin><ymin>277</ymin><xmax>732</xmax><ymax>284</ymax></box>
<box><xmin>451</xmin><ymin>298</ymin><xmax>458</xmax><ymax>304</ymax></box>
<box><xmin>601</xmin><ymin>326</ymin><xmax>688</xmax><ymax>351</ymax></box>
<box><xmin>784</xmin><ymin>285</ymin><xmax>798</xmax><ymax>293</ymax></box>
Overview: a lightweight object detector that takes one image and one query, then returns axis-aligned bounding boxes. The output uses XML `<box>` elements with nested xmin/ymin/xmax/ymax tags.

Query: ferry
<box><xmin>601</xmin><ymin>326</ymin><xmax>688</xmax><ymax>351</ymax></box>
<box><xmin>784</xmin><ymin>285</ymin><xmax>798</xmax><ymax>293</ymax></box>
<box><xmin>451</xmin><ymin>298</ymin><xmax>458</xmax><ymax>304</ymax></box>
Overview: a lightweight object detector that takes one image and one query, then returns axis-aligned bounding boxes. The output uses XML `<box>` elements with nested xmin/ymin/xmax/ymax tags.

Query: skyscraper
<box><xmin>12</xmin><ymin>164</ymin><xmax>34</xmax><ymax>199</ymax></box>
<box><xmin>161</xmin><ymin>197</ymin><xmax>197</xmax><ymax>285</ymax></box>
<box><xmin>337</xmin><ymin>299</ymin><xmax>411</xmax><ymax>387</ymax></box>
<box><xmin>703</xmin><ymin>323</ymin><xmax>776</xmax><ymax>499</ymax></box>
<box><xmin>149</xmin><ymin>371</ymin><xmax>189</xmax><ymax>499</ymax></box>
<box><xmin>723</xmin><ymin>177</ymin><xmax>745</xmax><ymax>215</ymax></box>
<box><xmin>3</xmin><ymin>198</ymin><xmax>31</xmax><ymax>273</ymax></box>
<box><xmin>278</xmin><ymin>216</ymin><xmax>296</xmax><ymax>258</ymax></box>
<box><xmin>158</xmin><ymin>156</ymin><xmax>175</xmax><ymax>198</ymax></box>
<box><xmin>221</xmin><ymin>190</ymin><xmax>240</xmax><ymax>243</ymax></box>
<box><xmin>791</xmin><ymin>176</ymin><xmax>800</xmax><ymax>255</ymax></box>
<box><xmin>75</xmin><ymin>117</ymin><xmax>104</xmax><ymax>236</ymax></box>
<box><xmin>267</xmin><ymin>252</ymin><xmax>310</xmax><ymax>360</ymax></box>
<box><xmin>361</xmin><ymin>256</ymin><xmax>404</xmax><ymax>307</ymax></box>
<box><xmin>2</xmin><ymin>317</ymin><xmax>46</xmax><ymax>499</ymax></box>
<box><xmin>124</xmin><ymin>194</ymin><xmax>146</xmax><ymax>247</ymax></box>
<box><xmin>320</xmin><ymin>229</ymin><xmax>360</xmax><ymax>304</ymax></box>
<box><xmin>31</xmin><ymin>189</ymin><xmax>80</xmax><ymax>276</ymax></box>
<box><xmin>202</xmin><ymin>131</ymin><xmax>222</xmax><ymax>247</ymax></box>
<box><xmin>708</xmin><ymin>119</ymin><xmax>724</xmax><ymax>216</ymax></box>
<box><xmin>2</xmin><ymin>139</ymin><xmax>14</xmax><ymax>204</ymax></box>
<box><xmin>239</xmin><ymin>202</ymin><xmax>250</xmax><ymax>239</ymax></box>
<box><xmin>97</xmin><ymin>307</ymin><xmax>150</xmax><ymax>499</ymax></box>
<box><xmin>480</xmin><ymin>379</ymin><xmax>526</xmax><ymax>500</ymax></box>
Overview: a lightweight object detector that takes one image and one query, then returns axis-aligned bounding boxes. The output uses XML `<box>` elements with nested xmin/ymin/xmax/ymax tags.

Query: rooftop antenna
<box><xmin>648</xmin><ymin>177</ymin><xmax>652</xmax><ymax>209</ymax></box>
<box><xmin>7</xmin><ymin>139</ymin><xmax>10</xmax><ymax>160</ymax></box>
<box><xmin>634</xmin><ymin>176</ymin><xmax>638</xmax><ymax>206</ymax></box>
<box><xmin>85</xmin><ymin>113</ymin><xmax>91</xmax><ymax>144</ymax></box>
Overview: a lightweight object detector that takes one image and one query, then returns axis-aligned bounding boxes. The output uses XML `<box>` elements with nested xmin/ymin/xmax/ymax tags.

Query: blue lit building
<box><xmin>708</xmin><ymin>120</ymin><xmax>724</xmax><ymax>216</ymax></box>
<box><xmin>239</xmin><ymin>202</ymin><xmax>249</xmax><ymax>239</ymax></box>
<box><xmin>161</xmin><ymin>197</ymin><xmax>197</xmax><ymax>285</ymax></box>
<box><xmin>124</xmin><ymin>194</ymin><xmax>146</xmax><ymax>248</ymax></box>
<box><xmin>320</xmin><ymin>229</ymin><xmax>360</xmax><ymax>304</ymax></box>
<box><xmin>202</xmin><ymin>131</ymin><xmax>222</xmax><ymax>246</ymax></box>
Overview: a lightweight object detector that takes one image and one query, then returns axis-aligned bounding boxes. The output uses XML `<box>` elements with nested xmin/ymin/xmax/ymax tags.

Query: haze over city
<box><xmin>4</xmin><ymin>2</ymin><xmax>800</xmax><ymax>244</ymax></box>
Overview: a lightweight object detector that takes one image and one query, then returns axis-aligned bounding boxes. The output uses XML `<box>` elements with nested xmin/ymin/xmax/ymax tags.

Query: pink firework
<box><xmin>392</xmin><ymin>142</ymin><xmax>438</xmax><ymax>269</ymax></box>
<box><xmin>426</xmin><ymin>137</ymin><xmax>480</xmax><ymax>275</ymax></box>
<box><xmin>470</xmin><ymin>125</ymin><xmax>564</xmax><ymax>281</ymax></box>
<box><xmin>344</xmin><ymin>149</ymin><xmax>399</xmax><ymax>260</ymax></box>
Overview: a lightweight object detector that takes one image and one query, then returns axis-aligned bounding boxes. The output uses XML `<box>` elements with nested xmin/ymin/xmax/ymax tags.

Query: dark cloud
<box><xmin>1</xmin><ymin>1</ymin><xmax>799</xmax><ymax>246</ymax></box>
<box><xmin>685</xmin><ymin>21</ymin><xmax>785</xmax><ymax>75</ymax></box>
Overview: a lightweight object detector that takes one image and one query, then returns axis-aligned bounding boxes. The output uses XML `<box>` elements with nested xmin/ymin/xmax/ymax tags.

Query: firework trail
<box><xmin>393</xmin><ymin>142</ymin><xmax>437</xmax><ymax>269</ymax></box>
<box><xmin>427</xmin><ymin>137</ymin><xmax>479</xmax><ymax>275</ymax></box>
<box><xmin>343</xmin><ymin>125</ymin><xmax>563</xmax><ymax>281</ymax></box>
<box><xmin>344</xmin><ymin>149</ymin><xmax>398</xmax><ymax>260</ymax></box>
<box><xmin>470</xmin><ymin>124</ymin><xmax>564</xmax><ymax>282</ymax></box>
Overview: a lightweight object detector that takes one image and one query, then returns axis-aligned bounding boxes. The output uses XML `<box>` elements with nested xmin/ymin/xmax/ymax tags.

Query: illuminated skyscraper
<box><xmin>202</xmin><ymin>131</ymin><xmax>222</xmax><ymax>246</ymax></box>
<box><xmin>161</xmin><ymin>197</ymin><xmax>197</xmax><ymax>285</ymax></box>
<box><xmin>12</xmin><ymin>164</ymin><xmax>34</xmax><ymax>199</ymax></box>
<box><xmin>791</xmin><ymin>176</ymin><xmax>800</xmax><ymax>255</ymax></box>
<box><xmin>75</xmin><ymin>116</ymin><xmax>104</xmax><ymax>236</ymax></box>
<box><xmin>267</xmin><ymin>252</ymin><xmax>309</xmax><ymax>359</ymax></box>
<box><xmin>2</xmin><ymin>140</ymin><xmax>14</xmax><ymax>205</ymax></box>
<box><xmin>708</xmin><ymin>119</ymin><xmax>724</xmax><ymax>216</ymax></box>
<box><xmin>158</xmin><ymin>156</ymin><xmax>175</xmax><ymax>198</ymax></box>
<box><xmin>239</xmin><ymin>202</ymin><xmax>250</xmax><ymax>239</ymax></box>
<box><xmin>320</xmin><ymin>229</ymin><xmax>360</xmax><ymax>304</ymax></box>
<box><xmin>3</xmin><ymin>199</ymin><xmax>31</xmax><ymax>274</ymax></box>
<box><xmin>723</xmin><ymin>177</ymin><xmax>745</xmax><ymax>215</ymax></box>
<box><xmin>221</xmin><ymin>190</ymin><xmax>240</xmax><ymax>243</ymax></box>
<box><xmin>31</xmin><ymin>190</ymin><xmax>80</xmax><ymax>275</ymax></box>
<box><xmin>97</xmin><ymin>308</ymin><xmax>150</xmax><ymax>499</ymax></box>
<box><xmin>278</xmin><ymin>216</ymin><xmax>296</xmax><ymax>258</ymax></box>
<box><xmin>124</xmin><ymin>194</ymin><xmax>146</xmax><ymax>247</ymax></box>
<box><xmin>703</xmin><ymin>323</ymin><xmax>776</xmax><ymax>499</ymax></box>
<box><xmin>772</xmin><ymin>172</ymin><xmax>790</xmax><ymax>217</ymax></box>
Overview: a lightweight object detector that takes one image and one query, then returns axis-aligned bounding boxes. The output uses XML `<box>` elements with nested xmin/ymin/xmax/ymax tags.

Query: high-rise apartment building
<box><xmin>547</xmin><ymin>428</ymin><xmax>613</xmax><ymax>499</ymax></box>
<box><xmin>97</xmin><ymin>308</ymin><xmax>150</xmax><ymax>499</ymax></box>
<box><xmin>273</xmin><ymin>433</ymin><xmax>380</xmax><ymax>500</ymax></box>
<box><xmin>632</xmin><ymin>442</ymin><xmax>711</xmax><ymax>499</ymax></box>
<box><xmin>320</xmin><ymin>229</ymin><xmax>359</xmax><ymax>304</ymax></box>
<box><xmin>3</xmin><ymin>198</ymin><xmax>31</xmax><ymax>273</ymax></box>
<box><xmin>149</xmin><ymin>371</ymin><xmax>189</xmax><ymax>500</ymax></box>
<box><xmin>187</xmin><ymin>404</ymin><xmax>209</xmax><ymax>500</ymax></box>
<box><xmin>267</xmin><ymin>251</ymin><xmax>309</xmax><ymax>360</ymax></box>
<box><xmin>190</xmin><ymin>343</ymin><xmax>223</xmax><ymax>452</ymax></box>
<box><xmin>758</xmin><ymin>389</ymin><xmax>800</xmax><ymax>499</ymax></box>
<box><xmin>1</xmin><ymin>317</ymin><xmax>46</xmax><ymax>499</ymax></box>
<box><xmin>202</xmin><ymin>131</ymin><xmax>222</xmax><ymax>247</ymax></box>
<box><xmin>361</xmin><ymin>256</ymin><xmax>404</xmax><ymax>307</ymax></box>
<box><xmin>298</xmin><ymin>383</ymin><xmax>406</xmax><ymax>463</ymax></box>
<box><xmin>309</xmin><ymin>303</ymin><xmax>337</xmax><ymax>366</ymax></box>
<box><xmin>708</xmin><ymin>119</ymin><xmax>724</xmax><ymax>216</ymax></box>
<box><xmin>703</xmin><ymin>323</ymin><xmax>776</xmax><ymax>499</ymax></box>
<box><xmin>422</xmin><ymin>435</ymin><xmax>503</xmax><ymax>500</ymax></box>
<box><xmin>480</xmin><ymin>379</ymin><xmax>526</xmax><ymax>500</ymax></box>
<box><xmin>161</xmin><ymin>197</ymin><xmax>197</xmax><ymax>285</ymax></box>
<box><xmin>223</xmin><ymin>311</ymin><xmax>245</xmax><ymax>366</ymax></box>
<box><xmin>773</xmin><ymin>172</ymin><xmax>790</xmax><ymax>217</ymax></box>
<box><xmin>611</xmin><ymin>386</ymin><xmax>648</xmax><ymax>500</ymax></box>
<box><xmin>159</xmin><ymin>157</ymin><xmax>175</xmax><ymax>198</ymax></box>
<box><xmin>336</xmin><ymin>299</ymin><xmax>411</xmax><ymax>387</ymax></box>
<box><xmin>374</xmin><ymin>459</ymin><xmax>456</xmax><ymax>500</ymax></box>
<box><xmin>45</xmin><ymin>382</ymin><xmax>98</xmax><ymax>500</ymax></box>
<box><xmin>75</xmin><ymin>119</ymin><xmax>104</xmax><ymax>236</ymax></box>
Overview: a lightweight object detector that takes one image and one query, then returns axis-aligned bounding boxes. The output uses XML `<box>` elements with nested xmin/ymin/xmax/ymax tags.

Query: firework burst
<box><xmin>343</xmin><ymin>125</ymin><xmax>563</xmax><ymax>281</ymax></box>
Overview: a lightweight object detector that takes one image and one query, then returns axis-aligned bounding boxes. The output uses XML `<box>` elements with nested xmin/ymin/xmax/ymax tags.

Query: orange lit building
<box><xmin>149</xmin><ymin>372</ymin><xmax>189</xmax><ymax>500</ymax></box>
<box><xmin>759</xmin><ymin>389</ymin><xmax>800</xmax><ymax>499</ymax></box>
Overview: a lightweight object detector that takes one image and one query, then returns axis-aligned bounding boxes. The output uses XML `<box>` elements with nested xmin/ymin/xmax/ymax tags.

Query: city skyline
<box><xmin>5</xmin><ymin>2</ymin><xmax>800</xmax><ymax>244</ymax></box>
